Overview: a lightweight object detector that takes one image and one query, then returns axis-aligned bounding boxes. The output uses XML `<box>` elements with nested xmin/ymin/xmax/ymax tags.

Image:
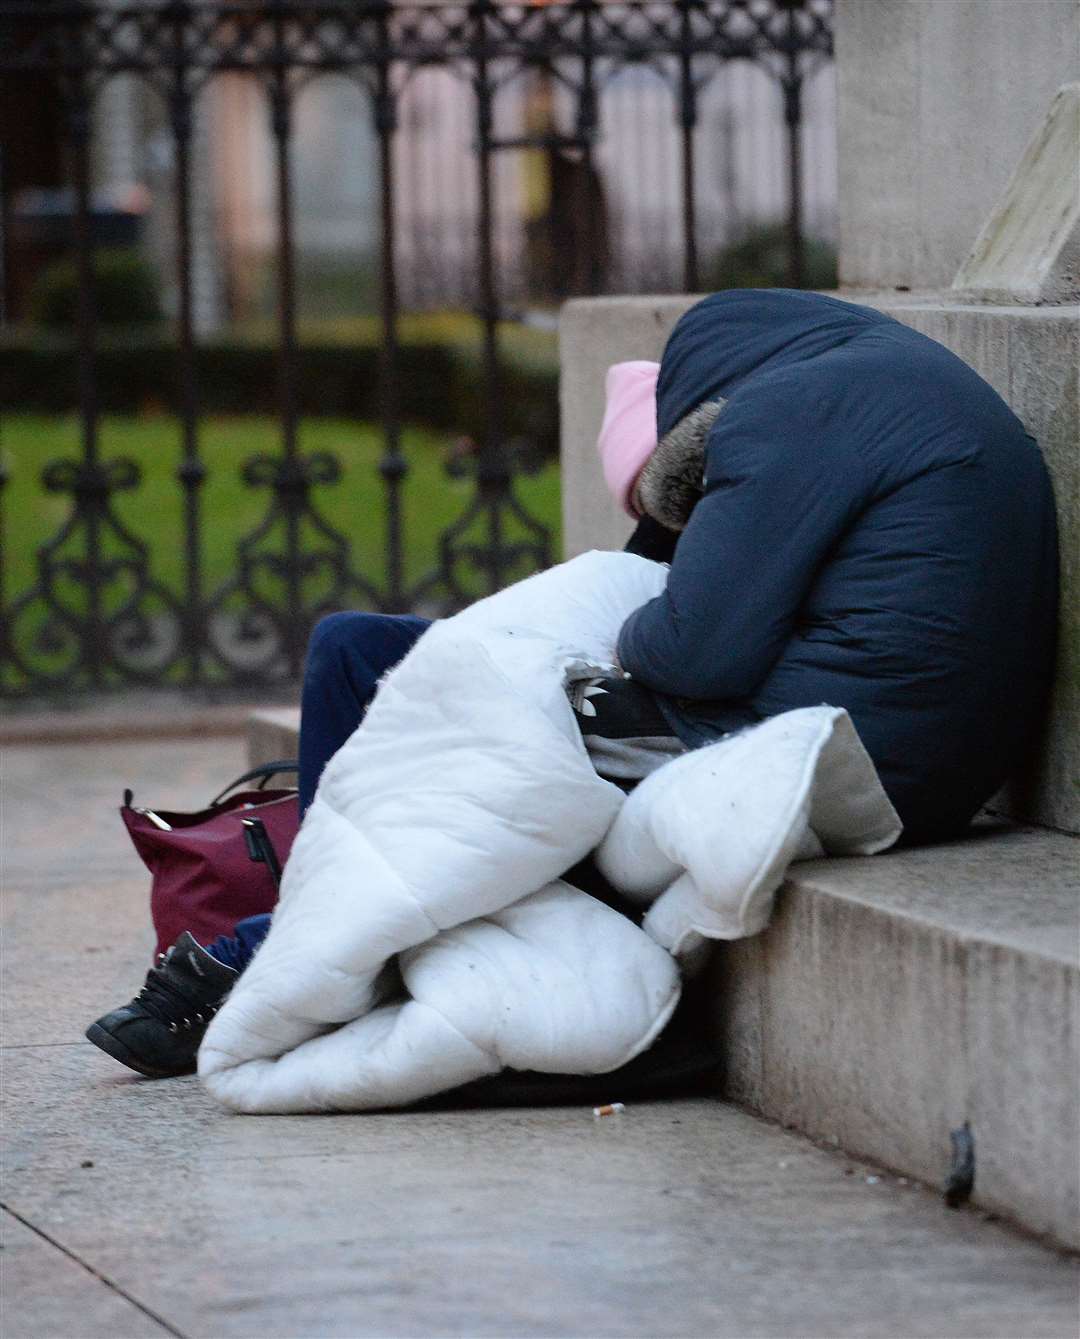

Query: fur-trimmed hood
<box><xmin>637</xmin><ymin>398</ymin><xmax>725</xmax><ymax>531</ymax></box>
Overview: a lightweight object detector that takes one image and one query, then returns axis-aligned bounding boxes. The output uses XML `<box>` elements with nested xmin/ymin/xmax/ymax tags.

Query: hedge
<box><xmin>0</xmin><ymin>328</ymin><xmax>559</xmax><ymax>457</ymax></box>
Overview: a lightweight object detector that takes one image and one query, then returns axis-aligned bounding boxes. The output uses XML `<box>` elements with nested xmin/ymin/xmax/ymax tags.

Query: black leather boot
<box><xmin>85</xmin><ymin>932</ymin><xmax>237</xmax><ymax>1078</ymax></box>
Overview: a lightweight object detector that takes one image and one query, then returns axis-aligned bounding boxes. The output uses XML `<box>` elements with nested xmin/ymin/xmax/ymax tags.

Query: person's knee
<box><xmin>304</xmin><ymin>612</ymin><xmax>382</xmax><ymax>688</ymax></box>
<box><xmin>304</xmin><ymin>611</ymin><xmax>426</xmax><ymax>698</ymax></box>
<box><xmin>308</xmin><ymin>611</ymin><xmax>371</xmax><ymax>659</ymax></box>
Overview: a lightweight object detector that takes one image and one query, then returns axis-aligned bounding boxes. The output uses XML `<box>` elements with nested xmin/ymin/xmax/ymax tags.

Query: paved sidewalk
<box><xmin>2</xmin><ymin>736</ymin><xmax>1078</xmax><ymax>1338</ymax></box>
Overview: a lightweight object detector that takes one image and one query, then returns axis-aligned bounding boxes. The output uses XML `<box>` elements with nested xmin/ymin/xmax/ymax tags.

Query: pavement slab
<box><xmin>1</xmin><ymin>736</ymin><xmax>248</xmax><ymax>890</ymax></box>
<box><xmin>2</xmin><ymin>735</ymin><xmax>1078</xmax><ymax>1338</ymax></box>
<box><xmin>3</xmin><ymin>882</ymin><xmax>159</xmax><ymax>1045</ymax></box>
<box><xmin>1</xmin><ymin>1208</ymin><xmax>174</xmax><ymax>1339</ymax></box>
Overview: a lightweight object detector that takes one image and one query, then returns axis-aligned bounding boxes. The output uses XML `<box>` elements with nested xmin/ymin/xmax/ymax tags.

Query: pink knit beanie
<box><xmin>596</xmin><ymin>360</ymin><xmax>660</xmax><ymax>517</ymax></box>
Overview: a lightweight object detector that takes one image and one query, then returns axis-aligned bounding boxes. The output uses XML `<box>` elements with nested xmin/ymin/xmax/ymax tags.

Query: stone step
<box><xmin>247</xmin><ymin>706</ymin><xmax>1080</xmax><ymax>1247</ymax></box>
<box><xmin>247</xmin><ymin>705</ymin><xmax>304</xmax><ymax>773</ymax></box>
<box><xmin>713</xmin><ymin>824</ymin><xmax>1079</xmax><ymax>1249</ymax></box>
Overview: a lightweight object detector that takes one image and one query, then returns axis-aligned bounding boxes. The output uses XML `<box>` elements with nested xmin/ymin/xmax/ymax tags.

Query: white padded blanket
<box><xmin>199</xmin><ymin>552</ymin><xmax>900</xmax><ymax>1113</ymax></box>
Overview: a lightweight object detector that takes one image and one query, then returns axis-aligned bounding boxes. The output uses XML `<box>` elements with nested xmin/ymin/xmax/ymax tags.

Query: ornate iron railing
<box><xmin>0</xmin><ymin>0</ymin><xmax>832</xmax><ymax>694</ymax></box>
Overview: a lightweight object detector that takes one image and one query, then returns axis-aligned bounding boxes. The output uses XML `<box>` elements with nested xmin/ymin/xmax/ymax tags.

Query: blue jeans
<box><xmin>205</xmin><ymin>612</ymin><xmax>430</xmax><ymax>972</ymax></box>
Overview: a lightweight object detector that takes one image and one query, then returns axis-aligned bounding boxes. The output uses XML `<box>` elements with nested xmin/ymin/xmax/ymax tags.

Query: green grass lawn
<box><xmin>3</xmin><ymin>413</ymin><xmax>562</xmax><ymax>621</ymax></box>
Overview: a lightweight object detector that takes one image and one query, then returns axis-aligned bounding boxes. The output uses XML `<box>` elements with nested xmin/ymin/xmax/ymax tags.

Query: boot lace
<box><xmin>135</xmin><ymin>954</ymin><xmax>225</xmax><ymax>1034</ymax></box>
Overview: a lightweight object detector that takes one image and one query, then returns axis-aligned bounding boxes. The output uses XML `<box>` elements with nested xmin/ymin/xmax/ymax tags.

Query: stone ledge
<box><xmin>0</xmin><ymin>700</ymin><xmax>256</xmax><ymax>747</ymax></box>
<box><xmin>714</xmin><ymin>823</ymin><xmax>1079</xmax><ymax>1249</ymax></box>
<box><xmin>246</xmin><ymin>706</ymin><xmax>1079</xmax><ymax>1247</ymax></box>
<box><xmin>247</xmin><ymin>705</ymin><xmax>303</xmax><ymax>769</ymax></box>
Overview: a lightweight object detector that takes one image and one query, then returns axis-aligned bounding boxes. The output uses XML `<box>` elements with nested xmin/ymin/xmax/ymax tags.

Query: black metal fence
<box><xmin>0</xmin><ymin>0</ymin><xmax>832</xmax><ymax>695</ymax></box>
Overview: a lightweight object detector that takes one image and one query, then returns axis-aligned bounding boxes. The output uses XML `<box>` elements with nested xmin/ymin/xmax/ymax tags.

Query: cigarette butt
<box><xmin>592</xmin><ymin>1102</ymin><xmax>626</xmax><ymax>1119</ymax></box>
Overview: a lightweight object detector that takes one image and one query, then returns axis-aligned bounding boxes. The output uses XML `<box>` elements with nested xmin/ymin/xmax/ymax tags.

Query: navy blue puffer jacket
<box><xmin>618</xmin><ymin>290</ymin><xmax>1058</xmax><ymax>841</ymax></box>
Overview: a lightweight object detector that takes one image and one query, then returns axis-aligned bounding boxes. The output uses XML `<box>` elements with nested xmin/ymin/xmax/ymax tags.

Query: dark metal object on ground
<box><xmin>944</xmin><ymin>1121</ymin><xmax>976</xmax><ymax>1208</ymax></box>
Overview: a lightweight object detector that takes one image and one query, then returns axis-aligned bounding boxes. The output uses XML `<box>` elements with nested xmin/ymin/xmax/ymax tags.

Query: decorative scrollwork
<box><xmin>0</xmin><ymin>0</ymin><xmax>832</xmax><ymax>695</ymax></box>
<box><xmin>203</xmin><ymin>450</ymin><xmax>383</xmax><ymax>679</ymax></box>
<box><xmin>0</xmin><ymin>2</ymin><xmax>833</xmax><ymax>81</ymax></box>
<box><xmin>408</xmin><ymin>444</ymin><xmax>553</xmax><ymax>612</ymax></box>
<box><xmin>5</xmin><ymin>455</ymin><xmax>185</xmax><ymax>689</ymax></box>
<box><xmin>41</xmin><ymin>457</ymin><xmax>139</xmax><ymax>499</ymax></box>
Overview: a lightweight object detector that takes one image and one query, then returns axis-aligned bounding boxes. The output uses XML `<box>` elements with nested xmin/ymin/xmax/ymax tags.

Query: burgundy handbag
<box><xmin>121</xmin><ymin>761</ymin><xmax>300</xmax><ymax>959</ymax></box>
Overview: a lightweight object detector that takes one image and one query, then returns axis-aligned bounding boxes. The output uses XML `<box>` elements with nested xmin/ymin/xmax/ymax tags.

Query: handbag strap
<box><xmin>209</xmin><ymin>760</ymin><xmax>299</xmax><ymax>808</ymax></box>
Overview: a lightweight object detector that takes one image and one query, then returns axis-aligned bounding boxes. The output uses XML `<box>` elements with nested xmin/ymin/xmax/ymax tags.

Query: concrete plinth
<box><xmin>834</xmin><ymin>0</ymin><xmax>1080</xmax><ymax>292</ymax></box>
<box><xmin>713</xmin><ymin>824</ymin><xmax>1080</xmax><ymax>1248</ymax></box>
<box><xmin>246</xmin><ymin>704</ymin><xmax>305</xmax><ymax>772</ymax></box>
<box><xmin>952</xmin><ymin>82</ymin><xmax>1080</xmax><ymax>305</ymax></box>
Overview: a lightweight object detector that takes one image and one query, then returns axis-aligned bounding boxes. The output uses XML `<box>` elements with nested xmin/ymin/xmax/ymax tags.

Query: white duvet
<box><xmin>199</xmin><ymin>552</ymin><xmax>900</xmax><ymax>1114</ymax></box>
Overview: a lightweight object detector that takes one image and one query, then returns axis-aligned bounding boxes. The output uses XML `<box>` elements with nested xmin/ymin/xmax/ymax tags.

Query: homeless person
<box><xmin>86</xmin><ymin>288</ymin><xmax>1059</xmax><ymax>1090</ymax></box>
